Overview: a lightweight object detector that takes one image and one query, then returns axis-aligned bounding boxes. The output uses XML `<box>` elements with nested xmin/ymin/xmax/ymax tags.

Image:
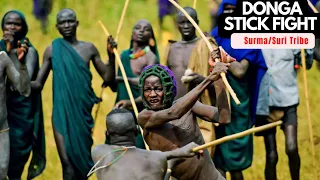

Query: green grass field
<box><xmin>1</xmin><ymin>0</ymin><xmax>319</xmax><ymax>179</ymax></box>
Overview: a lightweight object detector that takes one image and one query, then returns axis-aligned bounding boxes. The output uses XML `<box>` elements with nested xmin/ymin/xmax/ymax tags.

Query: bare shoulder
<box><xmin>43</xmin><ymin>45</ymin><xmax>52</xmax><ymax>60</ymax></box>
<box><xmin>84</xmin><ymin>41</ymin><xmax>98</xmax><ymax>51</ymax></box>
<box><xmin>168</xmin><ymin>40</ymin><xmax>179</xmax><ymax>50</ymax></box>
<box><xmin>138</xmin><ymin>109</ymin><xmax>154</xmax><ymax>127</ymax></box>
<box><xmin>91</xmin><ymin>144</ymin><xmax>112</xmax><ymax>162</ymax></box>
<box><xmin>0</xmin><ymin>51</ymin><xmax>10</xmax><ymax>65</ymax></box>
<box><xmin>146</xmin><ymin>50</ymin><xmax>157</xmax><ymax>62</ymax></box>
<box><xmin>28</xmin><ymin>47</ymin><xmax>38</xmax><ymax>56</ymax></box>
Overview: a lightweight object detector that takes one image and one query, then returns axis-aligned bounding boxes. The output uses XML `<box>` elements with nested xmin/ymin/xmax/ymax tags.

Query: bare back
<box><xmin>92</xmin><ymin>144</ymin><xmax>167</xmax><ymax>180</ymax></box>
<box><xmin>167</xmin><ymin>39</ymin><xmax>199</xmax><ymax>99</ymax></box>
<box><xmin>144</xmin><ymin>110</ymin><xmax>221</xmax><ymax>180</ymax></box>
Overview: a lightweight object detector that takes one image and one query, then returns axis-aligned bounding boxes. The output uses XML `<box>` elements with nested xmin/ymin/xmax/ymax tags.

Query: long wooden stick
<box><xmin>303</xmin><ymin>2</ymin><xmax>318</xmax><ymax>179</ymax></box>
<box><xmin>192</xmin><ymin>121</ymin><xmax>283</xmax><ymax>152</ymax></box>
<box><xmin>301</xmin><ymin>49</ymin><xmax>317</xmax><ymax>179</ymax></box>
<box><xmin>308</xmin><ymin>0</ymin><xmax>318</xmax><ymax>13</ymax></box>
<box><xmin>94</xmin><ymin>0</ymin><xmax>131</xmax><ymax>124</ymax></box>
<box><xmin>115</xmin><ymin>0</ymin><xmax>130</xmax><ymax>42</ymax></box>
<box><xmin>168</xmin><ymin>0</ymin><xmax>240</xmax><ymax>105</ymax></box>
<box><xmin>193</xmin><ymin>0</ymin><xmax>197</xmax><ymax>9</ymax></box>
<box><xmin>98</xmin><ymin>21</ymin><xmax>150</xmax><ymax>150</ymax></box>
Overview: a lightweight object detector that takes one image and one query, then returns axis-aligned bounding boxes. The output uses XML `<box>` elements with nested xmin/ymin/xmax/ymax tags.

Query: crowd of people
<box><xmin>0</xmin><ymin>0</ymin><xmax>318</xmax><ymax>180</ymax></box>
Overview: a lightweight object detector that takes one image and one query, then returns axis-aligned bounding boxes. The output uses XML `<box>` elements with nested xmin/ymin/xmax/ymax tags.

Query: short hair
<box><xmin>177</xmin><ymin>6</ymin><xmax>198</xmax><ymax>22</ymax></box>
<box><xmin>56</xmin><ymin>8</ymin><xmax>77</xmax><ymax>21</ymax></box>
<box><xmin>106</xmin><ymin>108</ymin><xmax>136</xmax><ymax>134</ymax></box>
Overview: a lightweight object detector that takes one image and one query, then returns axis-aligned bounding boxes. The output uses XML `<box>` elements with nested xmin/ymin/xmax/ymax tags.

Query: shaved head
<box><xmin>106</xmin><ymin>108</ymin><xmax>136</xmax><ymax>135</ymax></box>
<box><xmin>56</xmin><ymin>8</ymin><xmax>77</xmax><ymax>22</ymax></box>
<box><xmin>177</xmin><ymin>7</ymin><xmax>198</xmax><ymax>23</ymax></box>
<box><xmin>176</xmin><ymin>7</ymin><xmax>198</xmax><ymax>41</ymax></box>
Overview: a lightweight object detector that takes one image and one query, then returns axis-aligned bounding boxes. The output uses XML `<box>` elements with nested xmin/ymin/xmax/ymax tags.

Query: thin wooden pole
<box><xmin>301</xmin><ymin>49</ymin><xmax>317</xmax><ymax>179</ymax></box>
<box><xmin>300</xmin><ymin>2</ymin><xmax>318</xmax><ymax>179</ymax></box>
<box><xmin>308</xmin><ymin>0</ymin><xmax>318</xmax><ymax>13</ymax></box>
<box><xmin>94</xmin><ymin>0</ymin><xmax>130</xmax><ymax>124</ymax></box>
<box><xmin>168</xmin><ymin>0</ymin><xmax>240</xmax><ymax>105</ymax></box>
<box><xmin>115</xmin><ymin>0</ymin><xmax>130</xmax><ymax>42</ymax></box>
<box><xmin>92</xmin><ymin>0</ymin><xmax>129</xmax><ymax>125</ymax></box>
<box><xmin>98</xmin><ymin>21</ymin><xmax>150</xmax><ymax>150</ymax></box>
<box><xmin>192</xmin><ymin>121</ymin><xmax>283</xmax><ymax>152</ymax></box>
<box><xmin>193</xmin><ymin>0</ymin><xmax>197</xmax><ymax>9</ymax></box>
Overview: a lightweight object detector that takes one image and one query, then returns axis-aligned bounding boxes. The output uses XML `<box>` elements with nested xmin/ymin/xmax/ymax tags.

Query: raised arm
<box><xmin>138</xmin><ymin>62</ymin><xmax>228</xmax><ymax>129</ymax></box>
<box><xmin>31</xmin><ymin>45</ymin><xmax>52</xmax><ymax>90</ymax></box>
<box><xmin>192</xmin><ymin>101</ymin><xmax>219</xmax><ymax>123</ymax></box>
<box><xmin>2</xmin><ymin>52</ymin><xmax>30</xmax><ymax>96</ymax></box>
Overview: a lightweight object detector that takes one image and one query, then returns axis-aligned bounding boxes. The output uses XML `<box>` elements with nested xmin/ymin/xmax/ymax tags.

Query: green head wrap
<box><xmin>129</xmin><ymin>20</ymin><xmax>160</xmax><ymax>64</ymax></box>
<box><xmin>0</xmin><ymin>10</ymin><xmax>32</xmax><ymax>53</ymax></box>
<box><xmin>139</xmin><ymin>64</ymin><xmax>177</xmax><ymax>110</ymax></box>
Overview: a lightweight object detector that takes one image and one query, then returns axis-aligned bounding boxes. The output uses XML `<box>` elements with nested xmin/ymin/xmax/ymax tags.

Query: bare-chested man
<box><xmin>0</xmin><ymin>40</ymin><xmax>30</xmax><ymax>179</ymax></box>
<box><xmin>165</xmin><ymin>6</ymin><xmax>230</xmax><ymax>157</ymax></box>
<box><xmin>165</xmin><ymin>7</ymin><xmax>200</xmax><ymax>100</ymax></box>
<box><xmin>137</xmin><ymin>63</ymin><xmax>227</xmax><ymax>180</ymax></box>
<box><xmin>91</xmin><ymin>108</ymin><xmax>202</xmax><ymax>180</ymax></box>
<box><xmin>31</xmin><ymin>8</ymin><xmax>116</xmax><ymax>179</ymax></box>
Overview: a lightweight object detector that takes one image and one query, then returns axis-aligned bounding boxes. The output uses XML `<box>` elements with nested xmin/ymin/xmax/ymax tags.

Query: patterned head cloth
<box><xmin>139</xmin><ymin>64</ymin><xmax>177</xmax><ymax>110</ymax></box>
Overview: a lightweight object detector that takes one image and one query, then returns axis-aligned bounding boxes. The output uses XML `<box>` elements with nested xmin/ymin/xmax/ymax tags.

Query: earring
<box><xmin>149</xmin><ymin>38</ymin><xmax>155</xmax><ymax>47</ymax></box>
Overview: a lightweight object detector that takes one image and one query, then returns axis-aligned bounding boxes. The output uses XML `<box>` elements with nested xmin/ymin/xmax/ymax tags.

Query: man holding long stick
<box><xmin>31</xmin><ymin>8</ymin><xmax>117</xmax><ymax>179</ymax></box>
<box><xmin>210</xmin><ymin>0</ymin><xmax>268</xmax><ymax>179</ymax></box>
<box><xmin>255</xmin><ymin>49</ymin><xmax>314</xmax><ymax>180</ymax></box>
<box><xmin>137</xmin><ymin>61</ymin><xmax>229</xmax><ymax>180</ymax></box>
<box><xmin>164</xmin><ymin>6</ymin><xmax>231</xmax><ymax>157</ymax></box>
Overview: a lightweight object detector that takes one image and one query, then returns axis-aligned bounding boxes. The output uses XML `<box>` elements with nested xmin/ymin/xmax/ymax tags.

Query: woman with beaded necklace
<box><xmin>107</xmin><ymin>19</ymin><xmax>160</xmax><ymax>149</ymax></box>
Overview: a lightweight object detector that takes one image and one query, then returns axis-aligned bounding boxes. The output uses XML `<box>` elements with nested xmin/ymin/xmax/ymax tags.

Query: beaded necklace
<box><xmin>129</xmin><ymin>46</ymin><xmax>150</xmax><ymax>59</ymax></box>
<box><xmin>87</xmin><ymin>146</ymin><xmax>136</xmax><ymax>177</ymax></box>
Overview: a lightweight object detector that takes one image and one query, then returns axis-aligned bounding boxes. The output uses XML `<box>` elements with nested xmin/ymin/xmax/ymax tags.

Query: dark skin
<box><xmin>167</xmin><ymin>7</ymin><xmax>200</xmax><ymax>99</ymax></box>
<box><xmin>138</xmin><ymin>63</ymin><xmax>228</xmax><ymax>180</ymax></box>
<box><xmin>0</xmin><ymin>49</ymin><xmax>30</xmax><ymax>180</ymax></box>
<box><xmin>112</xmin><ymin>19</ymin><xmax>157</xmax><ymax>107</ymax></box>
<box><xmin>220</xmin><ymin>5</ymin><xmax>249</xmax><ymax>79</ymax></box>
<box><xmin>91</xmin><ymin>112</ymin><xmax>202</xmax><ymax>180</ymax></box>
<box><xmin>263</xmin><ymin>125</ymin><xmax>300</xmax><ymax>180</ymax></box>
<box><xmin>32</xmin><ymin>8</ymin><xmax>116</xmax><ymax>91</ymax></box>
<box><xmin>2</xmin><ymin>12</ymin><xmax>39</xmax><ymax>180</ymax></box>
<box><xmin>31</xmin><ymin>8</ymin><xmax>116</xmax><ymax>180</ymax></box>
<box><xmin>212</xmin><ymin>5</ymin><xmax>251</xmax><ymax>179</ymax></box>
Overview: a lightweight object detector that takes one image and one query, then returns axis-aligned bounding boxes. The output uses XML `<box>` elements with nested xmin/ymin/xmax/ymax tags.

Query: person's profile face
<box><xmin>143</xmin><ymin>75</ymin><xmax>164</xmax><ymax>110</ymax></box>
